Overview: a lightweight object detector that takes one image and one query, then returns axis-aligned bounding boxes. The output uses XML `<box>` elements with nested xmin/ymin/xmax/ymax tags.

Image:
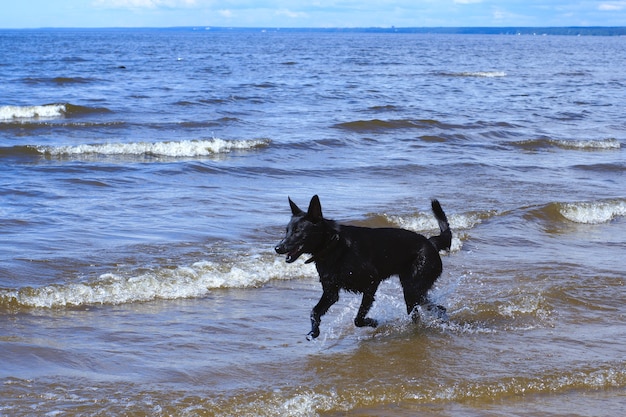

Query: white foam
<box><xmin>560</xmin><ymin>200</ymin><xmax>626</xmax><ymax>224</ymax></box>
<box><xmin>385</xmin><ymin>211</ymin><xmax>487</xmax><ymax>232</ymax></box>
<box><xmin>36</xmin><ymin>138</ymin><xmax>270</xmax><ymax>157</ymax></box>
<box><xmin>280</xmin><ymin>392</ymin><xmax>333</xmax><ymax>417</ymax></box>
<box><xmin>460</xmin><ymin>71</ymin><xmax>507</xmax><ymax>77</ymax></box>
<box><xmin>384</xmin><ymin>211</ymin><xmax>490</xmax><ymax>252</ymax></box>
<box><xmin>2</xmin><ymin>255</ymin><xmax>315</xmax><ymax>308</ymax></box>
<box><xmin>444</xmin><ymin>71</ymin><xmax>507</xmax><ymax>78</ymax></box>
<box><xmin>498</xmin><ymin>293</ymin><xmax>551</xmax><ymax>321</ymax></box>
<box><xmin>228</xmin><ymin>364</ymin><xmax>626</xmax><ymax>416</ymax></box>
<box><xmin>0</xmin><ymin>104</ymin><xmax>66</xmax><ymax>121</ymax></box>
<box><xmin>554</xmin><ymin>138</ymin><xmax>620</xmax><ymax>150</ymax></box>
<box><xmin>409</xmin><ymin>365</ymin><xmax>626</xmax><ymax>403</ymax></box>
<box><xmin>234</xmin><ymin>361</ymin><xmax>626</xmax><ymax>415</ymax></box>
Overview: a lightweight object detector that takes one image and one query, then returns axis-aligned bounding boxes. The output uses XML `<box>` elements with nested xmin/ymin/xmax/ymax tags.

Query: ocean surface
<box><xmin>1</xmin><ymin>28</ymin><xmax>625</xmax><ymax>416</ymax></box>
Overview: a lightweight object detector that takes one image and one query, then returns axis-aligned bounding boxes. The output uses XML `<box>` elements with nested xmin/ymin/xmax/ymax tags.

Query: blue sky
<box><xmin>2</xmin><ymin>1</ymin><xmax>625</xmax><ymax>29</ymax></box>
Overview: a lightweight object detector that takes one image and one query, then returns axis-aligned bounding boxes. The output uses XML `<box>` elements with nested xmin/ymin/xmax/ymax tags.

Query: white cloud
<box><xmin>93</xmin><ymin>0</ymin><xmax>197</xmax><ymax>9</ymax></box>
<box><xmin>491</xmin><ymin>6</ymin><xmax>528</xmax><ymax>23</ymax></box>
<box><xmin>598</xmin><ymin>1</ymin><xmax>626</xmax><ymax>11</ymax></box>
<box><xmin>492</xmin><ymin>9</ymin><xmax>505</xmax><ymax>20</ymax></box>
<box><xmin>219</xmin><ymin>9</ymin><xmax>233</xmax><ymax>18</ymax></box>
<box><xmin>275</xmin><ymin>8</ymin><xmax>308</xmax><ymax>19</ymax></box>
<box><xmin>5</xmin><ymin>0</ymin><xmax>623</xmax><ymax>29</ymax></box>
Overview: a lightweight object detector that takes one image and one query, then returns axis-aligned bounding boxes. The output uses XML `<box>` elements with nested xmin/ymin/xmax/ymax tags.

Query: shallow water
<box><xmin>1</xmin><ymin>29</ymin><xmax>625</xmax><ymax>416</ymax></box>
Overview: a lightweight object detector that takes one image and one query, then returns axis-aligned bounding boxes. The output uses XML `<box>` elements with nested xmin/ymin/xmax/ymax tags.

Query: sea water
<box><xmin>1</xmin><ymin>29</ymin><xmax>625</xmax><ymax>416</ymax></box>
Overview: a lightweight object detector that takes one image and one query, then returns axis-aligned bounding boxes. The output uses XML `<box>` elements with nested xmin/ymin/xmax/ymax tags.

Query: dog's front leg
<box><xmin>308</xmin><ymin>287</ymin><xmax>339</xmax><ymax>340</ymax></box>
<box><xmin>354</xmin><ymin>291</ymin><xmax>378</xmax><ymax>328</ymax></box>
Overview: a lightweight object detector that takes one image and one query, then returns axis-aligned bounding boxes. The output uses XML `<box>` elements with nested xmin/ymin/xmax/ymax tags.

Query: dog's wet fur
<box><xmin>275</xmin><ymin>195</ymin><xmax>452</xmax><ymax>339</ymax></box>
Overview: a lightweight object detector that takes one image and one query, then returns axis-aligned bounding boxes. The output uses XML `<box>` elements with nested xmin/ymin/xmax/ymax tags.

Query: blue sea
<box><xmin>1</xmin><ymin>28</ymin><xmax>625</xmax><ymax>416</ymax></box>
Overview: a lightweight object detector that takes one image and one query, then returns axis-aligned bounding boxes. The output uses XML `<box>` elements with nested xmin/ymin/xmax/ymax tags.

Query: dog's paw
<box><xmin>306</xmin><ymin>324</ymin><xmax>320</xmax><ymax>342</ymax></box>
<box><xmin>426</xmin><ymin>304</ymin><xmax>449</xmax><ymax>322</ymax></box>
<box><xmin>411</xmin><ymin>304</ymin><xmax>449</xmax><ymax>323</ymax></box>
<box><xmin>307</xmin><ymin>327</ymin><xmax>320</xmax><ymax>340</ymax></box>
<box><xmin>355</xmin><ymin>317</ymin><xmax>378</xmax><ymax>328</ymax></box>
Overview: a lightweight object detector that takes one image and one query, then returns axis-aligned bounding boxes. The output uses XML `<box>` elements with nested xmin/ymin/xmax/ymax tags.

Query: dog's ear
<box><xmin>288</xmin><ymin>197</ymin><xmax>304</xmax><ymax>215</ymax></box>
<box><xmin>307</xmin><ymin>195</ymin><xmax>323</xmax><ymax>221</ymax></box>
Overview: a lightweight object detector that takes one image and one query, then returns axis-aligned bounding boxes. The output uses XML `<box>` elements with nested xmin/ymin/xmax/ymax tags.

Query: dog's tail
<box><xmin>429</xmin><ymin>199</ymin><xmax>452</xmax><ymax>252</ymax></box>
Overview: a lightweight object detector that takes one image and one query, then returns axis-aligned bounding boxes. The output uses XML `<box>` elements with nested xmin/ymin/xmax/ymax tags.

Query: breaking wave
<box><xmin>385</xmin><ymin>210</ymin><xmax>493</xmax><ymax>231</ymax></box>
<box><xmin>2</xmin><ymin>199</ymin><xmax>621</xmax><ymax>311</ymax></box>
<box><xmin>214</xmin><ymin>363</ymin><xmax>625</xmax><ymax>416</ymax></box>
<box><xmin>4</xmin><ymin>362</ymin><xmax>624</xmax><ymax>416</ymax></box>
<box><xmin>559</xmin><ymin>199</ymin><xmax>626</xmax><ymax>224</ymax></box>
<box><xmin>0</xmin><ymin>103</ymin><xmax>110</xmax><ymax>121</ymax></box>
<box><xmin>511</xmin><ymin>137</ymin><xmax>621</xmax><ymax>151</ymax></box>
<box><xmin>382</xmin><ymin>209</ymin><xmax>497</xmax><ymax>252</ymax></box>
<box><xmin>524</xmin><ymin>199</ymin><xmax>626</xmax><ymax>229</ymax></box>
<box><xmin>438</xmin><ymin>71</ymin><xmax>507</xmax><ymax>78</ymax></box>
<box><xmin>0</xmin><ymin>104</ymin><xmax>66</xmax><ymax>121</ymax></box>
<box><xmin>0</xmin><ymin>255</ymin><xmax>315</xmax><ymax>310</ymax></box>
<box><xmin>34</xmin><ymin>138</ymin><xmax>270</xmax><ymax>158</ymax></box>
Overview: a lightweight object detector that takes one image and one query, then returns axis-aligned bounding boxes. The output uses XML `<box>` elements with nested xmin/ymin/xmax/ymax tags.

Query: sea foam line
<box><xmin>512</xmin><ymin>137</ymin><xmax>621</xmax><ymax>150</ymax></box>
<box><xmin>385</xmin><ymin>211</ymin><xmax>490</xmax><ymax>231</ymax></box>
<box><xmin>551</xmin><ymin>138</ymin><xmax>620</xmax><ymax>150</ymax></box>
<box><xmin>442</xmin><ymin>71</ymin><xmax>507</xmax><ymax>78</ymax></box>
<box><xmin>35</xmin><ymin>138</ymin><xmax>270</xmax><ymax>157</ymax></box>
<box><xmin>384</xmin><ymin>210</ymin><xmax>494</xmax><ymax>252</ymax></box>
<box><xmin>1</xmin><ymin>256</ymin><xmax>315</xmax><ymax>309</ymax></box>
<box><xmin>560</xmin><ymin>199</ymin><xmax>626</xmax><ymax>224</ymax></box>
<box><xmin>220</xmin><ymin>363</ymin><xmax>626</xmax><ymax>416</ymax></box>
<box><xmin>0</xmin><ymin>104</ymin><xmax>66</xmax><ymax>121</ymax></box>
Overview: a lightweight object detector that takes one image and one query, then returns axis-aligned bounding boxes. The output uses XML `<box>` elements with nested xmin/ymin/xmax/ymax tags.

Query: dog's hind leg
<box><xmin>308</xmin><ymin>286</ymin><xmax>339</xmax><ymax>340</ymax></box>
<box><xmin>354</xmin><ymin>286</ymin><xmax>380</xmax><ymax>328</ymax></box>
<box><xmin>399</xmin><ymin>274</ymin><xmax>428</xmax><ymax>319</ymax></box>
<box><xmin>399</xmin><ymin>255</ymin><xmax>443</xmax><ymax>321</ymax></box>
<box><xmin>400</xmin><ymin>274</ymin><xmax>448</xmax><ymax>322</ymax></box>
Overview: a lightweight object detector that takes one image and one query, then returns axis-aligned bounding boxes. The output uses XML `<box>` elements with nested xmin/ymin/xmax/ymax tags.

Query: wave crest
<box><xmin>0</xmin><ymin>256</ymin><xmax>314</xmax><ymax>310</ymax></box>
<box><xmin>0</xmin><ymin>103</ymin><xmax>111</xmax><ymax>122</ymax></box>
<box><xmin>385</xmin><ymin>209</ymin><xmax>494</xmax><ymax>232</ymax></box>
<box><xmin>525</xmin><ymin>199</ymin><xmax>626</xmax><ymax>229</ymax></box>
<box><xmin>218</xmin><ymin>363</ymin><xmax>625</xmax><ymax>415</ymax></box>
<box><xmin>0</xmin><ymin>104</ymin><xmax>66</xmax><ymax>121</ymax></box>
<box><xmin>439</xmin><ymin>71</ymin><xmax>507</xmax><ymax>78</ymax></box>
<box><xmin>383</xmin><ymin>209</ymin><xmax>495</xmax><ymax>252</ymax></box>
<box><xmin>511</xmin><ymin>137</ymin><xmax>621</xmax><ymax>151</ymax></box>
<box><xmin>560</xmin><ymin>199</ymin><xmax>626</xmax><ymax>224</ymax></box>
<box><xmin>35</xmin><ymin>138</ymin><xmax>270</xmax><ymax>158</ymax></box>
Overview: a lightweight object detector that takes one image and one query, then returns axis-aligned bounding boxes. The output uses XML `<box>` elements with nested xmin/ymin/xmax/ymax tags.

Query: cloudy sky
<box><xmin>1</xmin><ymin>0</ymin><xmax>625</xmax><ymax>29</ymax></box>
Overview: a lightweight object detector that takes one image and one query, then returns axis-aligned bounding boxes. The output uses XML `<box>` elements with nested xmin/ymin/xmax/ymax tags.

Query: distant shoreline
<box><xmin>3</xmin><ymin>26</ymin><xmax>626</xmax><ymax>36</ymax></box>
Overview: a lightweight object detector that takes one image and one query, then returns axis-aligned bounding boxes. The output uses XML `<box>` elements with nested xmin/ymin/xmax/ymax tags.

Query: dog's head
<box><xmin>275</xmin><ymin>195</ymin><xmax>326</xmax><ymax>263</ymax></box>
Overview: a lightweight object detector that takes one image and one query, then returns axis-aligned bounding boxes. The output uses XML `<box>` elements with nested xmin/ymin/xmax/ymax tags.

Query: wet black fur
<box><xmin>275</xmin><ymin>195</ymin><xmax>452</xmax><ymax>339</ymax></box>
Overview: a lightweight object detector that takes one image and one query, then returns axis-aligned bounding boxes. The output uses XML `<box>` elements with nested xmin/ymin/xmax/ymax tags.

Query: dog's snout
<box><xmin>275</xmin><ymin>243</ymin><xmax>285</xmax><ymax>254</ymax></box>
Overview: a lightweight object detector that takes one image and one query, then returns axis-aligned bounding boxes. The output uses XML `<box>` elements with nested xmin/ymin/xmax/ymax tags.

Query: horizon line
<box><xmin>2</xmin><ymin>25</ymin><xmax>626</xmax><ymax>30</ymax></box>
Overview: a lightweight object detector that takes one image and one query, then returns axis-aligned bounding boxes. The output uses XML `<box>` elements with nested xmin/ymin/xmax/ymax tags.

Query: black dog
<box><xmin>275</xmin><ymin>195</ymin><xmax>452</xmax><ymax>339</ymax></box>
